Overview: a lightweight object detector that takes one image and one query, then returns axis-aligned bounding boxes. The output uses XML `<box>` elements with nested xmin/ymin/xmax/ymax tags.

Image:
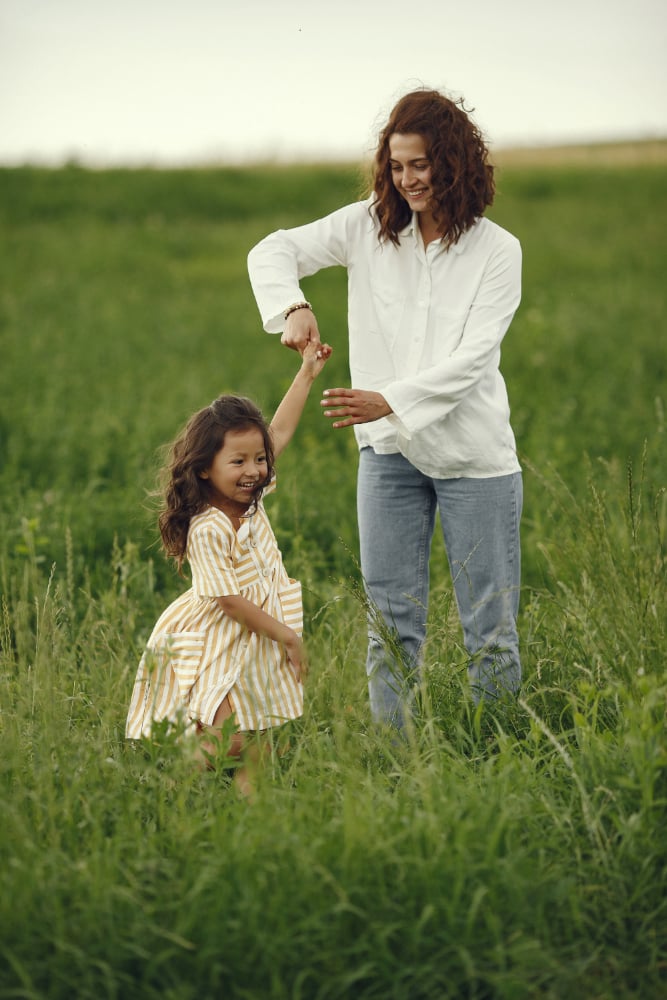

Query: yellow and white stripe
<box><xmin>125</xmin><ymin>486</ymin><xmax>304</xmax><ymax>738</ymax></box>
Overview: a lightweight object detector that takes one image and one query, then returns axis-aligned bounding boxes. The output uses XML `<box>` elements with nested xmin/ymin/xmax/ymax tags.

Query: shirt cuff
<box><xmin>385</xmin><ymin>411</ymin><xmax>412</xmax><ymax>440</ymax></box>
<box><xmin>263</xmin><ymin>311</ymin><xmax>287</xmax><ymax>334</ymax></box>
<box><xmin>383</xmin><ymin>386</ymin><xmax>413</xmax><ymax>439</ymax></box>
<box><xmin>262</xmin><ymin>294</ymin><xmax>308</xmax><ymax>333</ymax></box>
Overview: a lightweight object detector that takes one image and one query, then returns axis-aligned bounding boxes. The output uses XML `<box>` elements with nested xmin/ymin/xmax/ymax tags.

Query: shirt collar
<box><xmin>400</xmin><ymin>213</ymin><xmax>471</xmax><ymax>255</ymax></box>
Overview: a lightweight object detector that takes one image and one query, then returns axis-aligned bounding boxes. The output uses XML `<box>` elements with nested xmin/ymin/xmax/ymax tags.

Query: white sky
<box><xmin>1</xmin><ymin>0</ymin><xmax>666</xmax><ymax>165</ymax></box>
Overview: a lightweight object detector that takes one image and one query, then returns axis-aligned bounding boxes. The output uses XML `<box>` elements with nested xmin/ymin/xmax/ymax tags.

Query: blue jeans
<box><xmin>357</xmin><ymin>448</ymin><xmax>523</xmax><ymax>727</ymax></box>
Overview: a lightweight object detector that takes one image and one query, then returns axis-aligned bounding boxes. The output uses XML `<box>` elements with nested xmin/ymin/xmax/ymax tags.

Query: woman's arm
<box><xmin>247</xmin><ymin>202</ymin><xmax>363</xmax><ymax>335</ymax></box>
<box><xmin>322</xmin><ymin>236</ymin><xmax>521</xmax><ymax>434</ymax></box>
<box><xmin>270</xmin><ymin>341</ymin><xmax>332</xmax><ymax>458</ymax></box>
<box><xmin>215</xmin><ymin>594</ymin><xmax>307</xmax><ymax>681</ymax></box>
<box><xmin>281</xmin><ymin>305</ymin><xmax>322</xmax><ymax>352</ymax></box>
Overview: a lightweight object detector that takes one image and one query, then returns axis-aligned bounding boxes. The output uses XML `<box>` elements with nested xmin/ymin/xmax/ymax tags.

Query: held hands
<box><xmin>280</xmin><ymin>306</ymin><xmax>388</xmax><ymax>426</ymax></box>
<box><xmin>321</xmin><ymin>387</ymin><xmax>392</xmax><ymax>428</ymax></box>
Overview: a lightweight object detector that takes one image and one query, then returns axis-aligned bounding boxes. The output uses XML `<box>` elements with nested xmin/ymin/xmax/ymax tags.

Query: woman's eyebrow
<box><xmin>389</xmin><ymin>157</ymin><xmax>430</xmax><ymax>165</ymax></box>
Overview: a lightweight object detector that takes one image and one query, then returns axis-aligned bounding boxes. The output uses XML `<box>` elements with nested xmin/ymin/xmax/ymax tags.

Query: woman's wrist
<box><xmin>283</xmin><ymin>301</ymin><xmax>312</xmax><ymax>321</ymax></box>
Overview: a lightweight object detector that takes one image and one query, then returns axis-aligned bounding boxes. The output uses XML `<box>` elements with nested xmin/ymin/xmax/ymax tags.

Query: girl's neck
<box><xmin>209</xmin><ymin>497</ymin><xmax>250</xmax><ymax>531</ymax></box>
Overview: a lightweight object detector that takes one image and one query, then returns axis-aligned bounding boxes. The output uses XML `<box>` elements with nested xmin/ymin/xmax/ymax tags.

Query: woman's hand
<box><xmin>281</xmin><ymin>307</ymin><xmax>321</xmax><ymax>352</ymax></box>
<box><xmin>321</xmin><ymin>388</ymin><xmax>392</xmax><ymax>428</ymax></box>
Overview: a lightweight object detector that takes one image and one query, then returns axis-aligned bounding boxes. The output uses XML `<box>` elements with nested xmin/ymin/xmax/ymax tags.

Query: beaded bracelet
<box><xmin>283</xmin><ymin>301</ymin><xmax>312</xmax><ymax>320</ymax></box>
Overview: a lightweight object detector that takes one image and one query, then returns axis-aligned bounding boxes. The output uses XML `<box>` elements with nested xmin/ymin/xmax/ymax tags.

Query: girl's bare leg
<box><xmin>195</xmin><ymin>696</ymin><xmax>267</xmax><ymax>800</ymax></box>
<box><xmin>233</xmin><ymin>736</ymin><xmax>267</xmax><ymax>801</ymax></box>
<box><xmin>195</xmin><ymin>695</ymin><xmax>244</xmax><ymax>767</ymax></box>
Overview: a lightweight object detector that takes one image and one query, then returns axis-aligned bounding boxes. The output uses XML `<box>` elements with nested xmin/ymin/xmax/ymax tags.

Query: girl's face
<box><xmin>388</xmin><ymin>132</ymin><xmax>434</xmax><ymax>215</ymax></box>
<box><xmin>200</xmin><ymin>426</ymin><xmax>268</xmax><ymax>513</ymax></box>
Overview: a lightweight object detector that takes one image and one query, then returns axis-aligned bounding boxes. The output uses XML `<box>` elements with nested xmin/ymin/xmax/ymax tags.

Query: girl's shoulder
<box><xmin>188</xmin><ymin>506</ymin><xmax>236</xmax><ymax>542</ymax></box>
<box><xmin>262</xmin><ymin>474</ymin><xmax>277</xmax><ymax>500</ymax></box>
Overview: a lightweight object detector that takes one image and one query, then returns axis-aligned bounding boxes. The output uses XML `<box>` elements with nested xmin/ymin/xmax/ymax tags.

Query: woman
<box><xmin>247</xmin><ymin>87</ymin><xmax>523</xmax><ymax>729</ymax></box>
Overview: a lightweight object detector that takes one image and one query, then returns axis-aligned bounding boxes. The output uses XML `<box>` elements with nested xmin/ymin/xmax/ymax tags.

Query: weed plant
<box><xmin>0</xmin><ymin>159</ymin><xmax>666</xmax><ymax>998</ymax></box>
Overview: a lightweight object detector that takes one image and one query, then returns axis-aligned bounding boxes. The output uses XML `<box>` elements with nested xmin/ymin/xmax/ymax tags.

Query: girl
<box><xmin>126</xmin><ymin>341</ymin><xmax>332</xmax><ymax>788</ymax></box>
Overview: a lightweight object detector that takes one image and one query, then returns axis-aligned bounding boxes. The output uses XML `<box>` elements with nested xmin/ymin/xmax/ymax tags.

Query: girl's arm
<box><xmin>215</xmin><ymin>594</ymin><xmax>306</xmax><ymax>681</ymax></box>
<box><xmin>270</xmin><ymin>341</ymin><xmax>332</xmax><ymax>459</ymax></box>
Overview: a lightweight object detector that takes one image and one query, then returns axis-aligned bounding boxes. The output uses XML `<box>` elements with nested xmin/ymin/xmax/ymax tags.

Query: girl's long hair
<box><xmin>371</xmin><ymin>88</ymin><xmax>495</xmax><ymax>248</ymax></box>
<box><xmin>158</xmin><ymin>396</ymin><xmax>274</xmax><ymax>572</ymax></box>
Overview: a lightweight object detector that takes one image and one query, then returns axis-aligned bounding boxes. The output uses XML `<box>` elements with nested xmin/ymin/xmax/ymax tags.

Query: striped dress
<box><xmin>125</xmin><ymin>483</ymin><xmax>303</xmax><ymax>738</ymax></box>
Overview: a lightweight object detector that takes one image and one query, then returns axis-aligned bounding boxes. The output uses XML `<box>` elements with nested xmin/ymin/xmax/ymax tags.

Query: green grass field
<box><xmin>1</xmin><ymin>150</ymin><xmax>666</xmax><ymax>999</ymax></box>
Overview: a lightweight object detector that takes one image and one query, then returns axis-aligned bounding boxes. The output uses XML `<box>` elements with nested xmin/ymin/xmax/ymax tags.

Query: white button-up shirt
<box><xmin>248</xmin><ymin>198</ymin><xmax>522</xmax><ymax>479</ymax></box>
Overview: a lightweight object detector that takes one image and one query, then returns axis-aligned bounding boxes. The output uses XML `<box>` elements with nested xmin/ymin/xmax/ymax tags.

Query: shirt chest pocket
<box><xmin>354</xmin><ymin>279</ymin><xmax>407</xmax><ymax>365</ymax></box>
<box><xmin>428</xmin><ymin>305</ymin><xmax>470</xmax><ymax>359</ymax></box>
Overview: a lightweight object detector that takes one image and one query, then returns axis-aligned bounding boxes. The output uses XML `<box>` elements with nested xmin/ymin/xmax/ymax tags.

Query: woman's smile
<box><xmin>402</xmin><ymin>186</ymin><xmax>430</xmax><ymax>202</ymax></box>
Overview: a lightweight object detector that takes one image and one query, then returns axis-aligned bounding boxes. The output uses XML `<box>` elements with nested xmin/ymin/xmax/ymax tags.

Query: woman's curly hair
<box><xmin>158</xmin><ymin>396</ymin><xmax>274</xmax><ymax>573</ymax></box>
<box><xmin>371</xmin><ymin>88</ymin><xmax>495</xmax><ymax>248</ymax></box>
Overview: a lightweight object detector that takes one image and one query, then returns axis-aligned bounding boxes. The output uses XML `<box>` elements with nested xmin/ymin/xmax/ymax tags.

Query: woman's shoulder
<box><xmin>474</xmin><ymin>216</ymin><xmax>521</xmax><ymax>252</ymax></box>
<box><xmin>457</xmin><ymin>217</ymin><xmax>521</xmax><ymax>266</ymax></box>
<box><xmin>320</xmin><ymin>198</ymin><xmax>378</xmax><ymax>237</ymax></box>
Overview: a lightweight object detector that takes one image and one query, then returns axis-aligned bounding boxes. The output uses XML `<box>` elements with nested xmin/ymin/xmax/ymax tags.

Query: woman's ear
<box><xmin>199</xmin><ymin>469</ymin><xmax>209</xmax><ymax>480</ymax></box>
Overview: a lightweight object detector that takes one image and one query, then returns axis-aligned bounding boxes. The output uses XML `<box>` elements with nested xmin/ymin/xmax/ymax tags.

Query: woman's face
<box><xmin>388</xmin><ymin>133</ymin><xmax>433</xmax><ymax>214</ymax></box>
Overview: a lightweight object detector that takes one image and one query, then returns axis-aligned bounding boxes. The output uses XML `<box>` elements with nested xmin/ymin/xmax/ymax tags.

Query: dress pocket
<box><xmin>279</xmin><ymin>578</ymin><xmax>303</xmax><ymax>636</ymax></box>
<box><xmin>152</xmin><ymin>630</ymin><xmax>207</xmax><ymax>700</ymax></box>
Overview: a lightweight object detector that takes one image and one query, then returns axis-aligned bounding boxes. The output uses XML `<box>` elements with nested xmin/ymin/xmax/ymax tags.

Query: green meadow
<box><xmin>0</xmin><ymin>150</ymin><xmax>666</xmax><ymax>999</ymax></box>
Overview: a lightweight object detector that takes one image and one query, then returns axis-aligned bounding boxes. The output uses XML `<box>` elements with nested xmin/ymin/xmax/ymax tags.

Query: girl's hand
<box><xmin>301</xmin><ymin>341</ymin><xmax>333</xmax><ymax>379</ymax></box>
<box><xmin>284</xmin><ymin>631</ymin><xmax>308</xmax><ymax>682</ymax></box>
<box><xmin>321</xmin><ymin>387</ymin><xmax>392</xmax><ymax>427</ymax></box>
